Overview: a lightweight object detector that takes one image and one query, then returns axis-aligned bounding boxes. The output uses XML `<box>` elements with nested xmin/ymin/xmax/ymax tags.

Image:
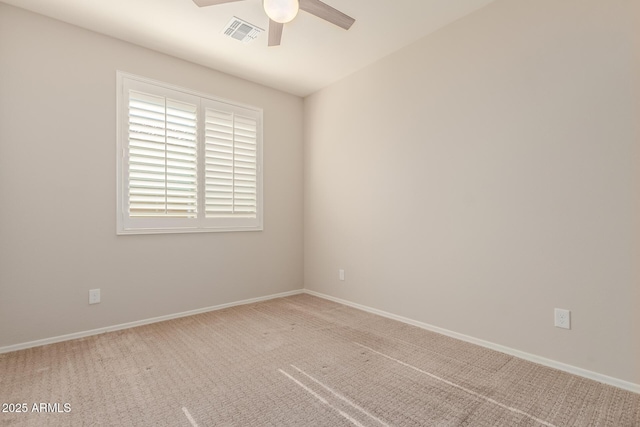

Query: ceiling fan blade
<box><xmin>299</xmin><ymin>0</ymin><xmax>355</xmax><ymax>30</ymax></box>
<box><xmin>268</xmin><ymin>20</ymin><xmax>283</xmax><ymax>46</ymax></box>
<box><xmin>192</xmin><ymin>0</ymin><xmax>245</xmax><ymax>7</ymax></box>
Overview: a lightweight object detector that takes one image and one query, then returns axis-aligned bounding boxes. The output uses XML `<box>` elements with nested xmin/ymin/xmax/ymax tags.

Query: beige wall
<box><xmin>0</xmin><ymin>4</ymin><xmax>304</xmax><ymax>347</ymax></box>
<box><xmin>304</xmin><ymin>0</ymin><xmax>639</xmax><ymax>385</ymax></box>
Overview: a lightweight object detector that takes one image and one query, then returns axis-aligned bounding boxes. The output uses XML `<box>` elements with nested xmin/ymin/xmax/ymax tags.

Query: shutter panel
<box><xmin>232</xmin><ymin>115</ymin><xmax>258</xmax><ymax>216</ymax></box>
<box><xmin>128</xmin><ymin>90</ymin><xmax>198</xmax><ymax>218</ymax></box>
<box><xmin>205</xmin><ymin>108</ymin><xmax>258</xmax><ymax>219</ymax></box>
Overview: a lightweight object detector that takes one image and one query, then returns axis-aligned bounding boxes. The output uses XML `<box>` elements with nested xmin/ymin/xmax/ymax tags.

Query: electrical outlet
<box><xmin>89</xmin><ymin>289</ymin><xmax>101</xmax><ymax>305</ymax></box>
<box><xmin>554</xmin><ymin>308</ymin><xmax>570</xmax><ymax>329</ymax></box>
<box><xmin>339</xmin><ymin>269</ymin><xmax>345</xmax><ymax>281</ymax></box>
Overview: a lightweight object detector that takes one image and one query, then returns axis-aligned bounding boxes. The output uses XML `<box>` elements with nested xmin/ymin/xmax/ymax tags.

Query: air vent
<box><xmin>222</xmin><ymin>17</ymin><xmax>264</xmax><ymax>44</ymax></box>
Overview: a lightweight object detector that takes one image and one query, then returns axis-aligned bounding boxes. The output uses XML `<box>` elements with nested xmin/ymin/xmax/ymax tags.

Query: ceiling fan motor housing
<box><xmin>263</xmin><ymin>0</ymin><xmax>300</xmax><ymax>24</ymax></box>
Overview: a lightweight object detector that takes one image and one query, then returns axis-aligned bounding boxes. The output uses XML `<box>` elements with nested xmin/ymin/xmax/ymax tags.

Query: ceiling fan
<box><xmin>193</xmin><ymin>0</ymin><xmax>355</xmax><ymax>46</ymax></box>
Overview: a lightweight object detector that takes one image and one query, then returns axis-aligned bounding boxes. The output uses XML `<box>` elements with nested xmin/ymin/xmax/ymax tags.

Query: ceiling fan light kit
<box><xmin>263</xmin><ymin>0</ymin><xmax>299</xmax><ymax>24</ymax></box>
<box><xmin>193</xmin><ymin>0</ymin><xmax>355</xmax><ymax>47</ymax></box>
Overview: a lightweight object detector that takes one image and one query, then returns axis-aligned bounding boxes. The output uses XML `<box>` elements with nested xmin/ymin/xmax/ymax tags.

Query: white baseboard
<box><xmin>303</xmin><ymin>289</ymin><xmax>640</xmax><ymax>395</ymax></box>
<box><xmin>0</xmin><ymin>289</ymin><xmax>304</xmax><ymax>355</ymax></box>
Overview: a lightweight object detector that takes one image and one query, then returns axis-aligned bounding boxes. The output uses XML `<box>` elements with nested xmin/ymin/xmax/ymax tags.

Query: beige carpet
<box><xmin>1</xmin><ymin>294</ymin><xmax>638</xmax><ymax>426</ymax></box>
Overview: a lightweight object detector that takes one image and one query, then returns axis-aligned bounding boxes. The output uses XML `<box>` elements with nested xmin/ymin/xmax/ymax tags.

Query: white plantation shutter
<box><xmin>128</xmin><ymin>91</ymin><xmax>198</xmax><ymax>218</ymax></box>
<box><xmin>117</xmin><ymin>73</ymin><xmax>263</xmax><ymax>234</ymax></box>
<box><xmin>205</xmin><ymin>107</ymin><xmax>258</xmax><ymax>219</ymax></box>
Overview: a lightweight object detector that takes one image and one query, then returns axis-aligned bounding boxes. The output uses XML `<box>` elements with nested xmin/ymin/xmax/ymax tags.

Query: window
<box><xmin>116</xmin><ymin>72</ymin><xmax>263</xmax><ymax>234</ymax></box>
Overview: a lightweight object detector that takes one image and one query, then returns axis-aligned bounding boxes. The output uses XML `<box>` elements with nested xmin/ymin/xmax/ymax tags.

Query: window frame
<box><xmin>116</xmin><ymin>71</ymin><xmax>264</xmax><ymax>235</ymax></box>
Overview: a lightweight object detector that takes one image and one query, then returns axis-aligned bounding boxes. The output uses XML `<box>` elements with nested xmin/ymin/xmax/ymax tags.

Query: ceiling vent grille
<box><xmin>222</xmin><ymin>17</ymin><xmax>263</xmax><ymax>44</ymax></box>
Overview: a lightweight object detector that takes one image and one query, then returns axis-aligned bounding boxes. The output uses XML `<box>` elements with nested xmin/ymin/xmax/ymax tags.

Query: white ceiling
<box><xmin>2</xmin><ymin>0</ymin><xmax>495</xmax><ymax>96</ymax></box>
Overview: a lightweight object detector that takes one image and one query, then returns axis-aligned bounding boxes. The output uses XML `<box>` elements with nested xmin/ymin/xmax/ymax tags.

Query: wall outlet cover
<box><xmin>554</xmin><ymin>308</ymin><xmax>570</xmax><ymax>329</ymax></box>
<box><xmin>89</xmin><ymin>289</ymin><xmax>101</xmax><ymax>305</ymax></box>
